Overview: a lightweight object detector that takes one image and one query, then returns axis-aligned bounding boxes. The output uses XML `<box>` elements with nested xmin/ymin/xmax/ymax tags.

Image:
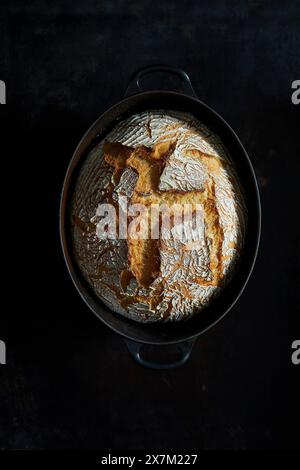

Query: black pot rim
<box><xmin>59</xmin><ymin>90</ymin><xmax>261</xmax><ymax>345</ymax></box>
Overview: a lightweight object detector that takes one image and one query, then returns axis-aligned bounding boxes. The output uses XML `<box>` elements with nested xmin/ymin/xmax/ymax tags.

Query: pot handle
<box><xmin>124</xmin><ymin>64</ymin><xmax>197</xmax><ymax>98</ymax></box>
<box><xmin>124</xmin><ymin>338</ymin><xmax>196</xmax><ymax>369</ymax></box>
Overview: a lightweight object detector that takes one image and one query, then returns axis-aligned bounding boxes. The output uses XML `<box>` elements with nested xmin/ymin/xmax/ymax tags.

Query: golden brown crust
<box><xmin>102</xmin><ymin>140</ymin><xmax>225</xmax><ymax>292</ymax></box>
<box><xmin>71</xmin><ymin>110</ymin><xmax>246</xmax><ymax>322</ymax></box>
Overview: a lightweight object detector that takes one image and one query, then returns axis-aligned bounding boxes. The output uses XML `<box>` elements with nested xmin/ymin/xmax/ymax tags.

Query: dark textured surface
<box><xmin>0</xmin><ymin>0</ymin><xmax>299</xmax><ymax>450</ymax></box>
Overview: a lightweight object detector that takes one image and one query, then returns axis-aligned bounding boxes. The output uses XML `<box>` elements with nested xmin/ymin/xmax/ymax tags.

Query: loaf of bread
<box><xmin>71</xmin><ymin>111</ymin><xmax>246</xmax><ymax>322</ymax></box>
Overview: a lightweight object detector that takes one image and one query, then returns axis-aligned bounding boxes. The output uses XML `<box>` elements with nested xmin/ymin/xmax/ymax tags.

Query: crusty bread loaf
<box><xmin>71</xmin><ymin>110</ymin><xmax>246</xmax><ymax>322</ymax></box>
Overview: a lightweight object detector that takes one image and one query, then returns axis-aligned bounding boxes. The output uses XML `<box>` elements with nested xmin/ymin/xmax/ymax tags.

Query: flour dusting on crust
<box><xmin>71</xmin><ymin>110</ymin><xmax>246</xmax><ymax>322</ymax></box>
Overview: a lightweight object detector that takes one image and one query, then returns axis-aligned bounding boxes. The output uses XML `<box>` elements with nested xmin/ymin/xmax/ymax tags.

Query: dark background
<box><xmin>0</xmin><ymin>0</ymin><xmax>299</xmax><ymax>450</ymax></box>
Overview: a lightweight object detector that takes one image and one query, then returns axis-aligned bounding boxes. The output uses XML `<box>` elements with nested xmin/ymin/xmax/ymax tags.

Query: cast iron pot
<box><xmin>60</xmin><ymin>65</ymin><xmax>261</xmax><ymax>369</ymax></box>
